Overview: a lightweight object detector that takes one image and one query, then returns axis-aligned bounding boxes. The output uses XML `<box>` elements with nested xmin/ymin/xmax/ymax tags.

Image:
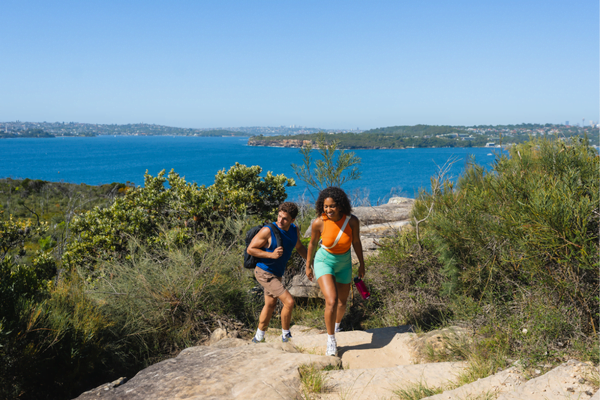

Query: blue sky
<box><xmin>1</xmin><ymin>0</ymin><xmax>598</xmax><ymax>129</ymax></box>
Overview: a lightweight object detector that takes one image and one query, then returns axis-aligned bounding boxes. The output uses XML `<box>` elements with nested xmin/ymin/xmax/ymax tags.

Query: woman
<box><xmin>306</xmin><ymin>187</ymin><xmax>365</xmax><ymax>357</ymax></box>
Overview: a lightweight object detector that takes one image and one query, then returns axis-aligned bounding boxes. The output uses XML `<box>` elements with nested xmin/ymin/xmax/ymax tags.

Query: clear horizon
<box><xmin>1</xmin><ymin>1</ymin><xmax>598</xmax><ymax>130</ymax></box>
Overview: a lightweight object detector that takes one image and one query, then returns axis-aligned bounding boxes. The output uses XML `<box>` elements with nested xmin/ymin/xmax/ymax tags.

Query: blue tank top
<box><xmin>256</xmin><ymin>222</ymin><xmax>298</xmax><ymax>277</ymax></box>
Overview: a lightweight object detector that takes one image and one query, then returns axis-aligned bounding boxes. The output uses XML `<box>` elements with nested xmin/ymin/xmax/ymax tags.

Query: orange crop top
<box><xmin>321</xmin><ymin>214</ymin><xmax>352</xmax><ymax>254</ymax></box>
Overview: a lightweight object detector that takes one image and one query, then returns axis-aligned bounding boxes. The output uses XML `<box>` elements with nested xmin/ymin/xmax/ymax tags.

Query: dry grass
<box><xmin>393</xmin><ymin>380</ymin><xmax>444</xmax><ymax>400</ymax></box>
<box><xmin>298</xmin><ymin>363</ymin><xmax>331</xmax><ymax>399</ymax></box>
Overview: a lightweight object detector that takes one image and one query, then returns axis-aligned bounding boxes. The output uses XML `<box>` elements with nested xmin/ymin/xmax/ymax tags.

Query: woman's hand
<box><xmin>358</xmin><ymin>264</ymin><xmax>365</xmax><ymax>280</ymax></box>
<box><xmin>306</xmin><ymin>266</ymin><xmax>314</xmax><ymax>282</ymax></box>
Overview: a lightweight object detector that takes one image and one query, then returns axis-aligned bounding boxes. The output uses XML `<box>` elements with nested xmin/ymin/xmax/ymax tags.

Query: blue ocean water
<box><xmin>0</xmin><ymin>136</ymin><xmax>504</xmax><ymax>202</ymax></box>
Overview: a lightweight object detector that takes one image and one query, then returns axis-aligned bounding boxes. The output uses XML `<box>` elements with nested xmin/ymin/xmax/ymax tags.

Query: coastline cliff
<box><xmin>247</xmin><ymin>137</ymin><xmax>402</xmax><ymax>149</ymax></box>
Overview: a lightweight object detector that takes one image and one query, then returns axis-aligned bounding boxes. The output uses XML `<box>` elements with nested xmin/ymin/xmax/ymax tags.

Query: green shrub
<box><xmin>359</xmin><ymin>230</ymin><xmax>450</xmax><ymax>330</ymax></box>
<box><xmin>0</xmin><ymin>164</ymin><xmax>293</xmax><ymax>399</ymax></box>
<box><xmin>64</xmin><ymin>164</ymin><xmax>294</xmax><ymax>274</ymax></box>
<box><xmin>410</xmin><ymin>137</ymin><xmax>598</xmax><ymax>360</ymax></box>
<box><xmin>83</xmin><ymin>221</ymin><xmax>259</xmax><ymax>356</ymax></box>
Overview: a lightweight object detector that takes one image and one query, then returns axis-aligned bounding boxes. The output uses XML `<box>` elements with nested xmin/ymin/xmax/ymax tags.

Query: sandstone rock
<box><xmin>318</xmin><ymin>361</ymin><xmax>467</xmax><ymax>400</ymax></box>
<box><xmin>352</xmin><ymin>200</ymin><xmax>413</xmax><ymax>226</ymax></box>
<box><xmin>387</xmin><ymin>196</ymin><xmax>413</xmax><ymax>204</ymax></box>
<box><xmin>495</xmin><ymin>360</ymin><xmax>599</xmax><ymax>400</ymax></box>
<box><xmin>359</xmin><ymin>220</ymin><xmax>410</xmax><ymax>236</ymax></box>
<box><xmin>209</xmin><ymin>338</ymin><xmax>251</xmax><ymax>349</ymax></box>
<box><xmin>227</xmin><ymin>330</ymin><xmax>240</xmax><ymax>339</ymax></box>
<box><xmin>74</xmin><ymin>342</ymin><xmax>340</xmax><ymax>400</ymax></box>
<box><xmin>292</xmin><ymin>326</ymin><xmax>417</xmax><ymax>369</ymax></box>
<box><xmin>287</xmin><ymin>273</ymin><xmax>323</xmax><ymax>299</ymax></box>
<box><xmin>424</xmin><ymin>366</ymin><xmax>526</xmax><ymax>400</ymax></box>
<box><xmin>208</xmin><ymin>327</ymin><xmax>227</xmax><ymax>345</ymax></box>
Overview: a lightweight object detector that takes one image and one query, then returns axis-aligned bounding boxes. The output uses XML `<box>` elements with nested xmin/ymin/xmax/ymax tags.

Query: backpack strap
<box><xmin>320</xmin><ymin>215</ymin><xmax>350</xmax><ymax>250</ymax></box>
<box><xmin>265</xmin><ymin>222</ymin><xmax>282</xmax><ymax>249</ymax></box>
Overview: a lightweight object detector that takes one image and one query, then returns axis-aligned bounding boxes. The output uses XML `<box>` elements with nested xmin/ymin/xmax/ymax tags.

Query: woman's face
<box><xmin>323</xmin><ymin>197</ymin><xmax>342</xmax><ymax>221</ymax></box>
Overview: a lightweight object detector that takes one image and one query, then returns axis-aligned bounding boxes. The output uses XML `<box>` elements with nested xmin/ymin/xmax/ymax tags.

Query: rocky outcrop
<box><xmin>247</xmin><ymin>138</ymin><xmax>405</xmax><ymax>150</ymax></box>
<box><xmin>75</xmin><ymin>338</ymin><xmax>340</xmax><ymax>400</ymax></box>
<box><xmin>247</xmin><ymin>138</ymin><xmax>313</xmax><ymax>148</ymax></box>
<box><xmin>75</xmin><ymin>325</ymin><xmax>599</xmax><ymax>400</ymax></box>
<box><xmin>494</xmin><ymin>360</ymin><xmax>598</xmax><ymax>400</ymax></box>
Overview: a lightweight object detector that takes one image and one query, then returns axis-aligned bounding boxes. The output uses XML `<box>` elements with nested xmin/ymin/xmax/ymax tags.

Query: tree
<box><xmin>291</xmin><ymin>133</ymin><xmax>361</xmax><ymax>198</ymax></box>
<box><xmin>63</xmin><ymin>164</ymin><xmax>294</xmax><ymax>273</ymax></box>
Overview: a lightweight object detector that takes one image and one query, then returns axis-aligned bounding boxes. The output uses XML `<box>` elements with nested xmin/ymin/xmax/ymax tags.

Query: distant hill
<box><xmin>362</xmin><ymin>124</ymin><xmax>468</xmax><ymax>136</ymax></box>
<box><xmin>0</xmin><ymin>122</ymin><xmax>360</xmax><ymax>137</ymax></box>
<box><xmin>192</xmin><ymin>129</ymin><xmax>246</xmax><ymax>137</ymax></box>
<box><xmin>1</xmin><ymin>128</ymin><xmax>56</xmax><ymax>138</ymax></box>
<box><xmin>249</xmin><ymin>124</ymin><xmax>599</xmax><ymax>149</ymax></box>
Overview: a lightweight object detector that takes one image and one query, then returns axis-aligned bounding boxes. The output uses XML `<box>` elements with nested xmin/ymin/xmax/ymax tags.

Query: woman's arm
<box><xmin>305</xmin><ymin>217</ymin><xmax>323</xmax><ymax>281</ymax></box>
<box><xmin>350</xmin><ymin>215</ymin><xmax>365</xmax><ymax>279</ymax></box>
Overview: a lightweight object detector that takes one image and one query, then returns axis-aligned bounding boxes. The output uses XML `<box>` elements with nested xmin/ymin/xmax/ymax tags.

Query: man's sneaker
<box><xmin>282</xmin><ymin>332</ymin><xmax>292</xmax><ymax>343</ymax></box>
<box><xmin>252</xmin><ymin>336</ymin><xmax>265</xmax><ymax>343</ymax></box>
<box><xmin>325</xmin><ymin>341</ymin><xmax>338</xmax><ymax>356</ymax></box>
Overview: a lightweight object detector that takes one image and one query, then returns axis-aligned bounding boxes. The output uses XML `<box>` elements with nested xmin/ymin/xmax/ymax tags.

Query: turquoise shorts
<box><xmin>314</xmin><ymin>247</ymin><xmax>352</xmax><ymax>284</ymax></box>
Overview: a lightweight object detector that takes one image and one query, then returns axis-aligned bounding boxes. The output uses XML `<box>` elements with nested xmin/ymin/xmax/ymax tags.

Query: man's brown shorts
<box><xmin>254</xmin><ymin>267</ymin><xmax>286</xmax><ymax>298</ymax></box>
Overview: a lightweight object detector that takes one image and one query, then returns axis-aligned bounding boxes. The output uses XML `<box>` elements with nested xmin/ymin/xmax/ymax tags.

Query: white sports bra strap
<box><xmin>320</xmin><ymin>215</ymin><xmax>350</xmax><ymax>250</ymax></box>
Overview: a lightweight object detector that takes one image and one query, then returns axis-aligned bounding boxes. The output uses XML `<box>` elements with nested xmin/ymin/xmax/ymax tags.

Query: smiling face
<box><xmin>323</xmin><ymin>197</ymin><xmax>342</xmax><ymax>221</ymax></box>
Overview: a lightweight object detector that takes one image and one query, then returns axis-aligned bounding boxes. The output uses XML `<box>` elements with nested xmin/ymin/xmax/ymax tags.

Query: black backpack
<box><xmin>243</xmin><ymin>223</ymin><xmax>282</xmax><ymax>269</ymax></box>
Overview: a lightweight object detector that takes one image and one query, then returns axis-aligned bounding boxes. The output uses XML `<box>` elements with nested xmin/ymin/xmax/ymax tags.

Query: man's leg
<box><xmin>258</xmin><ymin>293</ymin><xmax>278</xmax><ymax>331</ymax></box>
<box><xmin>277</xmin><ymin>290</ymin><xmax>295</xmax><ymax>331</ymax></box>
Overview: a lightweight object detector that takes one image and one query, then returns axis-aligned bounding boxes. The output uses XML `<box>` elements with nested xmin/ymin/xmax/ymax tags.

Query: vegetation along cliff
<box><xmin>0</xmin><ymin>137</ymin><xmax>597</xmax><ymax>400</ymax></box>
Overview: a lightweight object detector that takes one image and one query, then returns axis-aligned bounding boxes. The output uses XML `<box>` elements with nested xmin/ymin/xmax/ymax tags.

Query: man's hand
<box><xmin>270</xmin><ymin>246</ymin><xmax>283</xmax><ymax>259</ymax></box>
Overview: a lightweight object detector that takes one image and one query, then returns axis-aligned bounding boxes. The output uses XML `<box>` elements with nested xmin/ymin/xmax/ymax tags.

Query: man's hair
<box><xmin>315</xmin><ymin>187</ymin><xmax>352</xmax><ymax>216</ymax></box>
<box><xmin>279</xmin><ymin>202</ymin><xmax>299</xmax><ymax>219</ymax></box>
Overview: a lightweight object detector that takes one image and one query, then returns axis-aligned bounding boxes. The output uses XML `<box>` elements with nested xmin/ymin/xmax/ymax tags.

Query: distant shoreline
<box><xmin>247</xmin><ymin>140</ymin><xmax>506</xmax><ymax>151</ymax></box>
<box><xmin>247</xmin><ymin>143</ymin><xmax>498</xmax><ymax>150</ymax></box>
<box><xmin>0</xmin><ymin>134</ymin><xmax>251</xmax><ymax>139</ymax></box>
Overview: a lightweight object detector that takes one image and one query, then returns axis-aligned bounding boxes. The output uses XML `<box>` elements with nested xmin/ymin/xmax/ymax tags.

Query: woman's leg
<box><xmin>335</xmin><ymin>282</ymin><xmax>351</xmax><ymax>324</ymax></box>
<box><xmin>317</xmin><ymin>274</ymin><xmax>338</xmax><ymax>335</ymax></box>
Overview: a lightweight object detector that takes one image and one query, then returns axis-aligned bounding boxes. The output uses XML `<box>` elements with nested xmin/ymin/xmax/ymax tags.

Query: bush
<box><xmin>411</xmin><ymin>137</ymin><xmax>598</xmax><ymax>358</ymax></box>
<box><xmin>0</xmin><ymin>164</ymin><xmax>293</xmax><ymax>399</ymax></box>
<box><xmin>359</xmin><ymin>230</ymin><xmax>450</xmax><ymax>330</ymax></box>
<box><xmin>84</xmin><ymin>221</ymin><xmax>259</xmax><ymax>356</ymax></box>
<box><xmin>64</xmin><ymin>164</ymin><xmax>294</xmax><ymax>274</ymax></box>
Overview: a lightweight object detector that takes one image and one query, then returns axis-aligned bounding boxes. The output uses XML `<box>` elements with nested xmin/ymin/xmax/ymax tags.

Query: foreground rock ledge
<box><xmin>75</xmin><ymin>339</ymin><xmax>340</xmax><ymax>400</ymax></box>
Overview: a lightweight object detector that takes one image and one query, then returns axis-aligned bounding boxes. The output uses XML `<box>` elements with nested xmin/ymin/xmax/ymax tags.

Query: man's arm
<box><xmin>295</xmin><ymin>226</ymin><xmax>308</xmax><ymax>260</ymax></box>
<box><xmin>247</xmin><ymin>226</ymin><xmax>283</xmax><ymax>259</ymax></box>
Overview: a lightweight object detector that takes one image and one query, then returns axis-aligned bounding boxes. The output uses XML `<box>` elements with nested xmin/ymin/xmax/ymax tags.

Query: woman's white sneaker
<box><xmin>325</xmin><ymin>341</ymin><xmax>338</xmax><ymax>357</ymax></box>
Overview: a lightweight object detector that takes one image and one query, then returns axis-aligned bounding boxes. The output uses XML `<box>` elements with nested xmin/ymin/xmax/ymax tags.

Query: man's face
<box><xmin>276</xmin><ymin>210</ymin><xmax>295</xmax><ymax>231</ymax></box>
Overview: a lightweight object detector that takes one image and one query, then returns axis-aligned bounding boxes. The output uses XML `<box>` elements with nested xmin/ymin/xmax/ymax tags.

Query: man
<box><xmin>247</xmin><ymin>202</ymin><xmax>307</xmax><ymax>343</ymax></box>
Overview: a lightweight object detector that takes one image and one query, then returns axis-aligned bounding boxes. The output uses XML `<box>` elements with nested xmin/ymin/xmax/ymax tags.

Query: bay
<box><xmin>1</xmin><ymin>136</ymin><xmax>503</xmax><ymax>203</ymax></box>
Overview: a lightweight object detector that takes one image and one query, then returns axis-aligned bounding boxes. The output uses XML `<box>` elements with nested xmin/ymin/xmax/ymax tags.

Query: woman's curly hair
<box><xmin>315</xmin><ymin>187</ymin><xmax>352</xmax><ymax>216</ymax></box>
